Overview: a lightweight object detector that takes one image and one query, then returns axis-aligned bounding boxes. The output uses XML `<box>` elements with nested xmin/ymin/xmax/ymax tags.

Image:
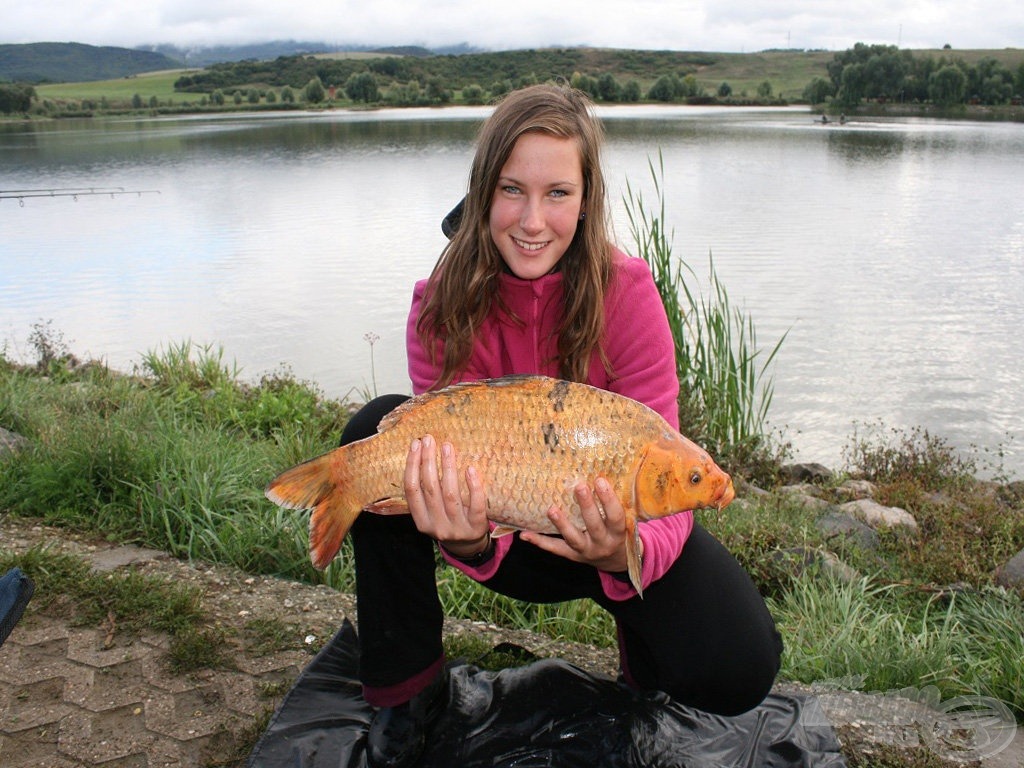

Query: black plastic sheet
<box><xmin>247</xmin><ymin>621</ymin><xmax>846</xmax><ymax>768</ymax></box>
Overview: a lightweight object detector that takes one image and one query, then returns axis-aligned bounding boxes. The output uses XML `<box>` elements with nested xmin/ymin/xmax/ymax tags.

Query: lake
<box><xmin>2</xmin><ymin>105</ymin><xmax>1022</xmax><ymax>477</ymax></box>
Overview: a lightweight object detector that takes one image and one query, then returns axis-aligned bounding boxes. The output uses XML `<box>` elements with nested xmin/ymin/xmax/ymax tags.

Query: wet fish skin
<box><xmin>265</xmin><ymin>375</ymin><xmax>734</xmax><ymax>596</ymax></box>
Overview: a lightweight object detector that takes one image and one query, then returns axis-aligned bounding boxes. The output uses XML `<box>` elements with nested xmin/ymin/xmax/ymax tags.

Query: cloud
<box><xmin>1</xmin><ymin>0</ymin><xmax>1021</xmax><ymax>51</ymax></box>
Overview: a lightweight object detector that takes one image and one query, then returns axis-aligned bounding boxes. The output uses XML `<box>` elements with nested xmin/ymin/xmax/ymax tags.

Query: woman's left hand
<box><xmin>520</xmin><ymin>478</ymin><xmax>635</xmax><ymax>573</ymax></box>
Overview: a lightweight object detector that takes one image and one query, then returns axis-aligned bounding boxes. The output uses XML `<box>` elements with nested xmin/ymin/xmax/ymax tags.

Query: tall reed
<box><xmin>623</xmin><ymin>154</ymin><xmax>785</xmax><ymax>474</ymax></box>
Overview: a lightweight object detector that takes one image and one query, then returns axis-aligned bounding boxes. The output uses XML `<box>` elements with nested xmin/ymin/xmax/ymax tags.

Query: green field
<box><xmin>36</xmin><ymin>69</ymin><xmax>199</xmax><ymax>103</ymax></box>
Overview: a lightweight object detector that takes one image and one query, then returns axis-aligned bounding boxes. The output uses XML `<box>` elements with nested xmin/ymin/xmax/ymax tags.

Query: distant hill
<box><xmin>145</xmin><ymin>41</ymin><xmax>480</xmax><ymax>66</ymax></box>
<box><xmin>1</xmin><ymin>40</ymin><xmax>485</xmax><ymax>83</ymax></box>
<box><xmin>0</xmin><ymin>42</ymin><xmax>183</xmax><ymax>83</ymax></box>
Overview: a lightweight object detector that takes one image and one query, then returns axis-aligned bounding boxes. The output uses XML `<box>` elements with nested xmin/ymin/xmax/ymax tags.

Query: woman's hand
<box><xmin>520</xmin><ymin>478</ymin><xmax>636</xmax><ymax>573</ymax></box>
<box><xmin>404</xmin><ymin>434</ymin><xmax>490</xmax><ymax>558</ymax></box>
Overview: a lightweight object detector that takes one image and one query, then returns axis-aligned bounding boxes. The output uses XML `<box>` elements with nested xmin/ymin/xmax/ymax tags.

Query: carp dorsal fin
<box><xmin>377</xmin><ymin>375</ymin><xmax>554</xmax><ymax>433</ymax></box>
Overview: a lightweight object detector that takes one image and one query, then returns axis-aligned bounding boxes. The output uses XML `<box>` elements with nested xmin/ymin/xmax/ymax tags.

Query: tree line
<box><xmin>171</xmin><ymin>48</ymin><xmax>734</xmax><ymax>107</ymax></box>
<box><xmin>804</xmin><ymin>43</ymin><xmax>1024</xmax><ymax>107</ymax></box>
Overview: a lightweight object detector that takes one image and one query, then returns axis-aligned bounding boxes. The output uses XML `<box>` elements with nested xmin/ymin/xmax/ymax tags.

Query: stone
<box><xmin>994</xmin><ymin>548</ymin><xmax>1024</xmax><ymax>589</ymax></box>
<box><xmin>771</xmin><ymin>546</ymin><xmax>861</xmax><ymax>583</ymax></box>
<box><xmin>0</xmin><ymin>427</ymin><xmax>29</xmax><ymax>459</ymax></box>
<box><xmin>780</xmin><ymin>462</ymin><xmax>835</xmax><ymax>484</ymax></box>
<box><xmin>816</xmin><ymin>511</ymin><xmax>880</xmax><ymax>550</ymax></box>
<box><xmin>834</xmin><ymin>479</ymin><xmax>877</xmax><ymax>502</ymax></box>
<box><xmin>839</xmin><ymin>499</ymin><xmax>918</xmax><ymax>534</ymax></box>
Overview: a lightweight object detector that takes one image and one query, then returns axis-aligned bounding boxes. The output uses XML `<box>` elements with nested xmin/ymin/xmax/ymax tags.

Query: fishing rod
<box><xmin>0</xmin><ymin>187</ymin><xmax>161</xmax><ymax>205</ymax></box>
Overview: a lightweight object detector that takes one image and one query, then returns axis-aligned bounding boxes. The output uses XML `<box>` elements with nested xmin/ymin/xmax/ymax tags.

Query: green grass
<box><xmin>36</xmin><ymin>69</ymin><xmax>198</xmax><ymax>104</ymax></box>
<box><xmin>692</xmin><ymin>50</ymin><xmax>836</xmax><ymax>100</ymax></box>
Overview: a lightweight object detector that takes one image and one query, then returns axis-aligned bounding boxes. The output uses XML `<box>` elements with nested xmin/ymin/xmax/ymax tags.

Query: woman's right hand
<box><xmin>404</xmin><ymin>434</ymin><xmax>490</xmax><ymax>557</ymax></box>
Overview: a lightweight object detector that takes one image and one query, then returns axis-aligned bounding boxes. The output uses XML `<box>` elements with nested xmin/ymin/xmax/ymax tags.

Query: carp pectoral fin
<box><xmin>365</xmin><ymin>497</ymin><xmax>410</xmax><ymax>515</ymax></box>
<box><xmin>625</xmin><ymin>517</ymin><xmax>644</xmax><ymax>599</ymax></box>
<box><xmin>491</xmin><ymin>526</ymin><xmax>517</xmax><ymax>537</ymax></box>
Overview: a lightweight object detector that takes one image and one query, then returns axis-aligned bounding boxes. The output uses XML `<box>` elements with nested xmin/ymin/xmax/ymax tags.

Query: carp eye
<box><xmin>689</xmin><ymin>470</ymin><xmax>703</xmax><ymax>485</ymax></box>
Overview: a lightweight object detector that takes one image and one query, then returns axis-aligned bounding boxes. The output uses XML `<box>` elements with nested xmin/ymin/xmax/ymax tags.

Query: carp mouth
<box><xmin>715</xmin><ymin>477</ymin><xmax>736</xmax><ymax>511</ymax></box>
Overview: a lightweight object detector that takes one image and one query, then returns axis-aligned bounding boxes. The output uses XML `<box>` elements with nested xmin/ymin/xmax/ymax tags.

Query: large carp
<box><xmin>265</xmin><ymin>375</ymin><xmax>735</xmax><ymax>596</ymax></box>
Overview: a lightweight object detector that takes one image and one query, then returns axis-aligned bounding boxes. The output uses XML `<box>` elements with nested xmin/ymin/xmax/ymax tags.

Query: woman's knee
<box><xmin>339</xmin><ymin>394</ymin><xmax>410</xmax><ymax>446</ymax></box>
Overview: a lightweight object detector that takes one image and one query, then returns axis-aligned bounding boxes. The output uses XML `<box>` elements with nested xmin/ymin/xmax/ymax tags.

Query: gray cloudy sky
<box><xmin>2</xmin><ymin>0</ymin><xmax>1021</xmax><ymax>52</ymax></box>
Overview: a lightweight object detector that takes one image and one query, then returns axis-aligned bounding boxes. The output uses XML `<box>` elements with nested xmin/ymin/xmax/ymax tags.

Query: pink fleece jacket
<box><xmin>406</xmin><ymin>250</ymin><xmax>694</xmax><ymax>600</ymax></box>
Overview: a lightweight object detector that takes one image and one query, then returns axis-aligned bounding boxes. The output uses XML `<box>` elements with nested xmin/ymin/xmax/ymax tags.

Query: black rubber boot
<box><xmin>366</xmin><ymin>673</ymin><xmax>448</xmax><ymax>768</ymax></box>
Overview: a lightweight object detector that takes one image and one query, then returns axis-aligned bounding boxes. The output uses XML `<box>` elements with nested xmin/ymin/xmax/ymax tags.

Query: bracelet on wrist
<box><xmin>442</xmin><ymin>533</ymin><xmax>493</xmax><ymax>565</ymax></box>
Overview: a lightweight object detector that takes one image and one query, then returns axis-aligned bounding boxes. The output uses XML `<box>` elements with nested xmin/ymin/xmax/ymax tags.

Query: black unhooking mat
<box><xmin>246</xmin><ymin>620</ymin><xmax>846</xmax><ymax>768</ymax></box>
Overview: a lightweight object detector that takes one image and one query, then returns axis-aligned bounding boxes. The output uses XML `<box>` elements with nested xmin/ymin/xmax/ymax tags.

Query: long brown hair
<box><xmin>416</xmin><ymin>83</ymin><xmax>614</xmax><ymax>388</ymax></box>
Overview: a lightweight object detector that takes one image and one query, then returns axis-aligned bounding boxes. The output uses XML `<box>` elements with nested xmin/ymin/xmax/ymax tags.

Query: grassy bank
<box><xmin>1</xmin><ymin>336</ymin><xmax>1022</xmax><ymax>724</ymax></box>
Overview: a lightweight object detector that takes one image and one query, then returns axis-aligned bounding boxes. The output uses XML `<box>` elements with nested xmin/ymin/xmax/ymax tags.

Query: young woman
<box><xmin>342</xmin><ymin>84</ymin><xmax>783</xmax><ymax>768</ymax></box>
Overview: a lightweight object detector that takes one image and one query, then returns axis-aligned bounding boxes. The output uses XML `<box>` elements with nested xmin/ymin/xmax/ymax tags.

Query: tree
<box><xmin>303</xmin><ymin>77</ymin><xmax>326</xmax><ymax>104</ymax></box>
<box><xmin>597</xmin><ymin>73</ymin><xmax>620</xmax><ymax>102</ymax></box>
<box><xmin>756</xmin><ymin>80</ymin><xmax>773</xmax><ymax>100</ymax></box>
<box><xmin>345</xmin><ymin>72</ymin><xmax>379</xmax><ymax>103</ymax></box>
<box><xmin>679</xmin><ymin>74</ymin><xmax>704</xmax><ymax>99</ymax></box>
<box><xmin>570</xmin><ymin>72</ymin><xmax>597</xmax><ymax>98</ymax></box>
<box><xmin>648</xmin><ymin>74</ymin><xmax>678</xmax><ymax>102</ymax></box>
<box><xmin>837</xmin><ymin>63</ymin><xmax>866</xmax><ymax>107</ymax></box>
<box><xmin>281</xmin><ymin>86</ymin><xmax>295</xmax><ymax>103</ymax></box>
<box><xmin>247</xmin><ymin>88</ymin><xmax>260</xmax><ymax>104</ymax></box>
<box><xmin>929</xmin><ymin>65</ymin><xmax>966</xmax><ymax>107</ymax></box>
<box><xmin>621</xmin><ymin>80</ymin><xmax>642</xmax><ymax>102</ymax></box>
<box><xmin>0</xmin><ymin>83</ymin><xmax>35</xmax><ymax>114</ymax></box>
<box><xmin>425</xmin><ymin>76</ymin><xmax>451</xmax><ymax>104</ymax></box>
<box><xmin>802</xmin><ymin>77</ymin><xmax>833</xmax><ymax>105</ymax></box>
<box><xmin>462</xmin><ymin>84</ymin><xmax>485</xmax><ymax>105</ymax></box>
<box><xmin>717</xmin><ymin>82</ymin><xmax>733</xmax><ymax>99</ymax></box>
<box><xmin>490</xmin><ymin>80</ymin><xmax>512</xmax><ymax>99</ymax></box>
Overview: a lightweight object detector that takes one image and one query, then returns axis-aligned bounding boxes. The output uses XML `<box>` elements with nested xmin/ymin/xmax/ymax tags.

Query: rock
<box><xmin>816</xmin><ymin>511</ymin><xmax>880</xmax><ymax>550</ymax></box>
<box><xmin>0</xmin><ymin>427</ymin><xmax>29</xmax><ymax>459</ymax></box>
<box><xmin>735</xmin><ymin>477</ymin><xmax>770</xmax><ymax>499</ymax></box>
<box><xmin>88</xmin><ymin>545</ymin><xmax>169</xmax><ymax>573</ymax></box>
<box><xmin>994</xmin><ymin>548</ymin><xmax>1024</xmax><ymax>589</ymax></box>
<box><xmin>780</xmin><ymin>462</ymin><xmax>835</xmax><ymax>484</ymax></box>
<box><xmin>779</xmin><ymin>483</ymin><xmax>825</xmax><ymax>498</ymax></box>
<box><xmin>998</xmin><ymin>481</ymin><xmax>1024</xmax><ymax>506</ymax></box>
<box><xmin>777</xmin><ymin>484</ymin><xmax>834</xmax><ymax>513</ymax></box>
<box><xmin>839</xmin><ymin>499</ymin><xmax>918</xmax><ymax>533</ymax></box>
<box><xmin>771</xmin><ymin>546</ymin><xmax>861</xmax><ymax>583</ymax></box>
<box><xmin>833</xmin><ymin>479</ymin><xmax>877</xmax><ymax>502</ymax></box>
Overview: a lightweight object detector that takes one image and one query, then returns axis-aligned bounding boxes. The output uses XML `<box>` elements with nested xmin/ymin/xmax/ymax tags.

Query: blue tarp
<box><xmin>0</xmin><ymin>567</ymin><xmax>34</xmax><ymax>647</ymax></box>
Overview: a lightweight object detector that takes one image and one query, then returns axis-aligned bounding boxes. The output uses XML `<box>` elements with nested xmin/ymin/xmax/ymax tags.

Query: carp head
<box><xmin>634</xmin><ymin>435</ymin><xmax>735</xmax><ymax>519</ymax></box>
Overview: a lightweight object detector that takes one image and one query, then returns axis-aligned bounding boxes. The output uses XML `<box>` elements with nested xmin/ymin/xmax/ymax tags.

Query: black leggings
<box><xmin>344</xmin><ymin>395</ymin><xmax>783</xmax><ymax>716</ymax></box>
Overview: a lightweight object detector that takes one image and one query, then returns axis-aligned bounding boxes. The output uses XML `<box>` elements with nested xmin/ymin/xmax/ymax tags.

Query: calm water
<box><xmin>2</xmin><ymin>106</ymin><xmax>1022</xmax><ymax>477</ymax></box>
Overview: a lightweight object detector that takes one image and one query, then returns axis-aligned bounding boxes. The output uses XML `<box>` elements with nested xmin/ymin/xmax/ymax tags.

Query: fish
<box><xmin>264</xmin><ymin>374</ymin><xmax>735</xmax><ymax>596</ymax></box>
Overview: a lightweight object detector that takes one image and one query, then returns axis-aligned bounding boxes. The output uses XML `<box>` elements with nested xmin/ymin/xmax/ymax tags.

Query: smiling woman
<box><xmin>488</xmin><ymin>133</ymin><xmax>585</xmax><ymax>280</ymax></box>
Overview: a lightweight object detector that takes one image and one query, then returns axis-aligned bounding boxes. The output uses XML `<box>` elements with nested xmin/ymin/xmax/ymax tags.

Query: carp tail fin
<box><xmin>265</xmin><ymin>448</ymin><xmax>362</xmax><ymax>570</ymax></box>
